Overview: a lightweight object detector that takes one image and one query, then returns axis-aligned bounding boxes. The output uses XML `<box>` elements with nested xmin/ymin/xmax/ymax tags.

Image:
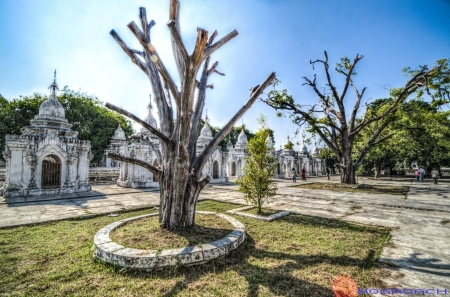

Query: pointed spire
<box><xmin>205</xmin><ymin>109</ymin><xmax>209</xmax><ymax>124</ymax></box>
<box><xmin>48</xmin><ymin>69</ymin><xmax>59</xmax><ymax>95</ymax></box>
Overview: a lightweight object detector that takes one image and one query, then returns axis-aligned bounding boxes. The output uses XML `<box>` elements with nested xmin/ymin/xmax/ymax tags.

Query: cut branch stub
<box><xmin>192</xmin><ymin>28</ymin><xmax>209</xmax><ymax>66</ymax></box>
<box><xmin>203</xmin><ymin>29</ymin><xmax>239</xmax><ymax>62</ymax></box>
<box><xmin>170</xmin><ymin>0</ymin><xmax>180</xmax><ymax>20</ymax></box>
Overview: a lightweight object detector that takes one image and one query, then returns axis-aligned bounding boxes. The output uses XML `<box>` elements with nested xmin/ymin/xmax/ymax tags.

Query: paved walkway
<box><xmin>1</xmin><ymin>177</ymin><xmax>448</xmax><ymax>293</ymax></box>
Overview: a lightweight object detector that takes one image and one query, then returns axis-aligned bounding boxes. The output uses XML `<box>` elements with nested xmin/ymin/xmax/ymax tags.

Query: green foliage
<box><xmin>403</xmin><ymin>59</ymin><xmax>450</xmax><ymax>104</ymax></box>
<box><xmin>336</xmin><ymin>57</ymin><xmax>357</xmax><ymax>76</ymax></box>
<box><xmin>317</xmin><ymin>147</ymin><xmax>339</xmax><ymax>172</ymax></box>
<box><xmin>236</xmin><ymin>117</ymin><xmax>278</xmax><ymax>213</ymax></box>
<box><xmin>0</xmin><ymin>88</ymin><xmax>134</xmax><ymax>163</ymax></box>
<box><xmin>355</xmin><ymin>97</ymin><xmax>450</xmax><ymax>175</ymax></box>
<box><xmin>284</xmin><ymin>141</ymin><xmax>294</xmax><ymax>150</ymax></box>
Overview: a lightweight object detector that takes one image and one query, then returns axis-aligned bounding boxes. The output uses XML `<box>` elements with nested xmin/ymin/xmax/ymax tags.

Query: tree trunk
<box><xmin>341</xmin><ymin>164</ymin><xmax>357</xmax><ymax>184</ymax></box>
<box><xmin>107</xmin><ymin>2</ymin><xmax>275</xmax><ymax>231</ymax></box>
<box><xmin>340</xmin><ymin>148</ymin><xmax>357</xmax><ymax>184</ymax></box>
<box><xmin>374</xmin><ymin>162</ymin><xmax>382</xmax><ymax>178</ymax></box>
<box><xmin>257</xmin><ymin>195</ymin><xmax>261</xmax><ymax>214</ymax></box>
<box><xmin>159</xmin><ymin>169</ymin><xmax>202</xmax><ymax>229</ymax></box>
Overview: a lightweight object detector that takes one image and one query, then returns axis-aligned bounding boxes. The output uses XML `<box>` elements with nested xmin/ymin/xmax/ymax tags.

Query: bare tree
<box><xmin>263</xmin><ymin>51</ymin><xmax>449</xmax><ymax>184</ymax></box>
<box><xmin>106</xmin><ymin>0</ymin><xmax>275</xmax><ymax>229</ymax></box>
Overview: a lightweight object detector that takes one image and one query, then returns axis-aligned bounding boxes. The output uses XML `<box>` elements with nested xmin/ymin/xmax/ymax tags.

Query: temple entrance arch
<box><xmin>41</xmin><ymin>155</ymin><xmax>61</xmax><ymax>188</ymax></box>
<box><xmin>213</xmin><ymin>160</ymin><xmax>219</xmax><ymax>179</ymax></box>
<box><xmin>231</xmin><ymin>162</ymin><xmax>236</xmax><ymax>176</ymax></box>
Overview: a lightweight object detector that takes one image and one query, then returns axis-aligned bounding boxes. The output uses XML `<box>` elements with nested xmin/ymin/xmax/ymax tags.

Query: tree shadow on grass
<box><xmin>103</xmin><ymin>232</ymin><xmax>379</xmax><ymax>297</ymax></box>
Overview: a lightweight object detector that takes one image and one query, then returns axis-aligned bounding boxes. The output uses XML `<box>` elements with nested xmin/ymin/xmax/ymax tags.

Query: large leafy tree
<box><xmin>397</xmin><ymin>100</ymin><xmax>450</xmax><ymax>169</ymax></box>
<box><xmin>263</xmin><ymin>52</ymin><xmax>450</xmax><ymax>184</ymax></box>
<box><xmin>236</xmin><ymin>117</ymin><xmax>278</xmax><ymax>213</ymax></box>
<box><xmin>356</xmin><ymin>98</ymin><xmax>450</xmax><ymax>177</ymax></box>
<box><xmin>0</xmin><ymin>88</ymin><xmax>133</xmax><ymax>164</ymax></box>
<box><xmin>106</xmin><ymin>1</ymin><xmax>275</xmax><ymax>230</ymax></box>
<box><xmin>354</xmin><ymin>98</ymin><xmax>408</xmax><ymax>177</ymax></box>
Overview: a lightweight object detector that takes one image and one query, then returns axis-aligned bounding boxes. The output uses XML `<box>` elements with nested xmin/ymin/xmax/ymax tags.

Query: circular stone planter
<box><xmin>93</xmin><ymin>211</ymin><xmax>246</xmax><ymax>270</ymax></box>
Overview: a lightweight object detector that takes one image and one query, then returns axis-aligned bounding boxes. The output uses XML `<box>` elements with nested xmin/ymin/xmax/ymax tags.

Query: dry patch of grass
<box><xmin>111</xmin><ymin>214</ymin><xmax>233</xmax><ymax>250</ymax></box>
<box><xmin>292</xmin><ymin>182</ymin><xmax>410</xmax><ymax>195</ymax></box>
<box><xmin>0</xmin><ymin>200</ymin><xmax>390</xmax><ymax>297</ymax></box>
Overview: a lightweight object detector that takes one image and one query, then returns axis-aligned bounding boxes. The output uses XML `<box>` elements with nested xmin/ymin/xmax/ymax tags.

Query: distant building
<box><xmin>2</xmin><ymin>73</ymin><xmax>92</xmax><ymax>197</ymax></box>
<box><xmin>275</xmin><ymin>137</ymin><xmax>325</xmax><ymax>178</ymax></box>
<box><xmin>106</xmin><ymin>97</ymin><xmax>248</xmax><ymax>188</ymax></box>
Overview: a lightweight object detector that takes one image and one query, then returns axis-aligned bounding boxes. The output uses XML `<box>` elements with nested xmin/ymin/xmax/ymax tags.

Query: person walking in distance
<box><xmin>419</xmin><ymin>167</ymin><xmax>425</xmax><ymax>182</ymax></box>
<box><xmin>415</xmin><ymin>170</ymin><xmax>420</xmax><ymax>182</ymax></box>
<box><xmin>431</xmin><ymin>168</ymin><xmax>439</xmax><ymax>184</ymax></box>
<box><xmin>301</xmin><ymin>168</ymin><xmax>306</xmax><ymax>181</ymax></box>
<box><xmin>326</xmin><ymin>167</ymin><xmax>330</xmax><ymax>180</ymax></box>
<box><xmin>291</xmin><ymin>168</ymin><xmax>297</xmax><ymax>183</ymax></box>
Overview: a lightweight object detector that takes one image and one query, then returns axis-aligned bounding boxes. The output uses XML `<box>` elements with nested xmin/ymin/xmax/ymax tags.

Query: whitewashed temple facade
<box><xmin>275</xmin><ymin>137</ymin><xmax>326</xmax><ymax>178</ymax></box>
<box><xmin>106</xmin><ymin>99</ymin><xmax>248</xmax><ymax>188</ymax></box>
<box><xmin>2</xmin><ymin>75</ymin><xmax>92</xmax><ymax>197</ymax></box>
<box><xmin>196</xmin><ymin>117</ymin><xmax>249</xmax><ymax>183</ymax></box>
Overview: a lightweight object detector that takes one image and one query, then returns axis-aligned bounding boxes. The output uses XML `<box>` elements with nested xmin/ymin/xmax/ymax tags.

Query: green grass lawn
<box><xmin>0</xmin><ymin>200</ymin><xmax>390</xmax><ymax>297</ymax></box>
<box><xmin>292</xmin><ymin>182</ymin><xmax>410</xmax><ymax>195</ymax></box>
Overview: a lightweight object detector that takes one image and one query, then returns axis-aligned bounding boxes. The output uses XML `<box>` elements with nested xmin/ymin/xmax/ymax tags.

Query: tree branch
<box><xmin>193</xmin><ymin>72</ymin><xmax>276</xmax><ymax>175</ymax></box>
<box><xmin>322</xmin><ymin>51</ymin><xmax>342</xmax><ymax>106</ymax></box>
<box><xmin>348</xmin><ymin>83</ymin><xmax>366</xmax><ymax>132</ymax></box>
<box><xmin>110</xmin><ymin>30</ymin><xmax>148</xmax><ymax>75</ymax></box>
<box><xmin>303</xmin><ymin>76</ymin><xmax>342</xmax><ymax>122</ymax></box>
<box><xmin>107</xmin><ymin>152</ymin><xmax>162</xmax><ymax>177</ymax></box>
<box><xmin>169</xmin><ymin>0</ymin><xmax>185</xmax><ymax>80</ymax></box>
<box><xmin>202</xmin><ymin>30</ymin><xmax>239</xmax><ymax>62</ymax></box>
<box><xmin>262</xmin><ymin>96</ymin><xmax>341</xmax><ymax>155</ymax></box>
<box><xmin>127</xmin><ymin>21</ymin><xmax>180</xmax><ymax>105</ymax></box>
<box><xmin>338</xmin><ymin>53</ymin><xmax>363</xmax><ymax>101</ymax></box>
<box><xmin>188</xmin><ymin>57</ymin><xmax>211</xmax><ymax>164</ymax></box>
<box><xmin>353</xmin><ymin>121</ymin><xmax>390</xmax><ymax>168</ymax></box>
<box><xmin>105</xmin><ymin>102</ymin><xmax>173</xmax><ymax>146</ymax></box>
<box><xmin>167</xmin><ymin>20</ymin><xmax>188</xmax><ymax>67</ymax></box>
<box><xmin>139</xmin><ymin>7</ymin><xmax>149</xmax><ymax>40</ymax></box>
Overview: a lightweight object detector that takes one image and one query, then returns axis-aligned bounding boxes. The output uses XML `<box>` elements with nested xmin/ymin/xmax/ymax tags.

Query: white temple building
<box><xmin>114</xmin><ymin>101</ymin><xmax>161</xmax><ymax>188</ymax></box>
<box><xmin>104</xmin><ymin>125</ymin><xmax>128</xmax><ymax>168</ymax></box>
<box><xmin>2</xmin><ymin>73</ymin><xmax>92</xmax><ymax>197</ymax></box>
<box><xmin>106</xmin><ymin>98</ymin><xmax>248</xmax><ymax>188</ymax></box>
<box><xmin>275</xmin><ymin>137</ymin><xmax>326</xmax><ymax>178</ymax></box>
<box><xmin>196</xmin><ymin>116</ymin><xmax>249</xmax><ymax>183</ymax></box>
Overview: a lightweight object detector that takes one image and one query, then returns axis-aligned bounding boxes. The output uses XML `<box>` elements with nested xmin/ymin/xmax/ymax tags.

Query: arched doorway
<box><xmin>231</xmin><ymin>162</ymin><xmax>236</xmax><ymax>176</ymax></box>
<box><xmin>41</xmin><ymin>155</ymin><xmax>61</xmax><ymax>188</ymax></box>
<box><xmin>213</xmin><ymin>160</ymin><xmax>219</xmax><ymax>179</ymax></box>
<box><xmin>153</xmin><ymin>159</ymin><xmax>159</xmax><ymax>182</ymax></box>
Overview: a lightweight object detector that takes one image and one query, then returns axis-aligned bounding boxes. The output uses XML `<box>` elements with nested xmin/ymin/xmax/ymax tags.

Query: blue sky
<box><xmin>1</xmin><ymin>0</ymin><xmax>449</xmax><ymax>150</ymax></box>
